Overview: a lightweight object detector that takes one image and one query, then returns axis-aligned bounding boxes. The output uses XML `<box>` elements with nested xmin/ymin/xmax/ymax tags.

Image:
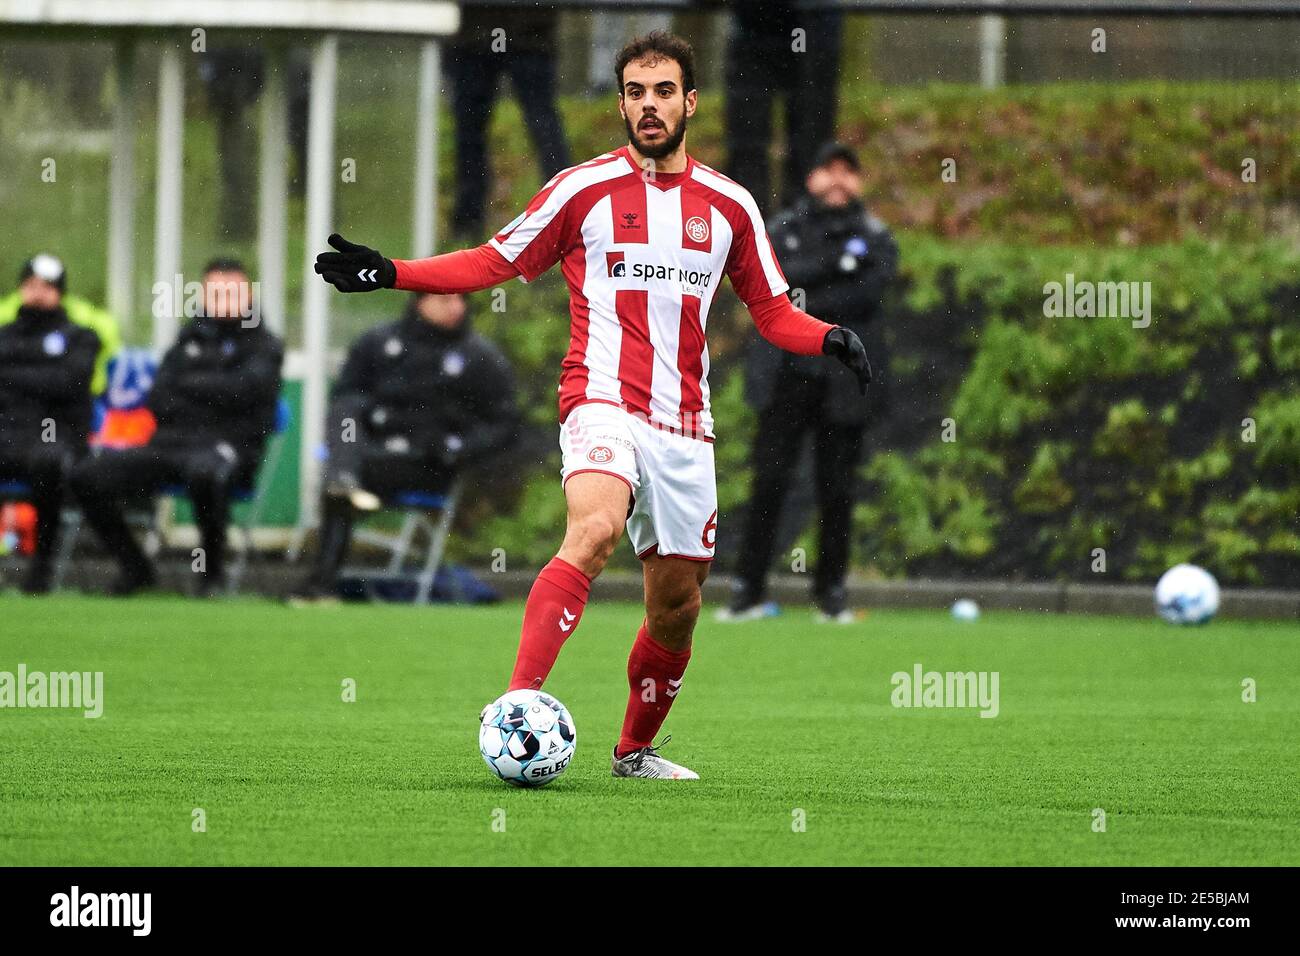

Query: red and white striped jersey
<box><xmin>488</xmin><ymin>145</ymin><xmax>789</xmax><ymax>440</ymax></box>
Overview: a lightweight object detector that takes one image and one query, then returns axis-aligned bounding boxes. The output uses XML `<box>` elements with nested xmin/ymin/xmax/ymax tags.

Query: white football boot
<box><xmin>611</xmin><ymin>736</ymin><xmax>699</xmax><ymax>780</ymax></box>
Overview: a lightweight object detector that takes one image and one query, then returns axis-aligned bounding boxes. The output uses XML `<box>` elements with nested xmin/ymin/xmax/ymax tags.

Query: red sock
<box><xmin>616</xmin><ymin>623</ymin><xmax>692</xmax><ymax>757</ymax></box>
<box><xmin>507</xmin><ymin>557</ymin><xmax>592</xmax><ymax>692</ymax></box>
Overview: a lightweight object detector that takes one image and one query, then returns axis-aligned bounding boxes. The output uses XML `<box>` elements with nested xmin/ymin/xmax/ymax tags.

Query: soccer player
<box><xmin>314</xmin><ymin>31</ymin><xmax>871</xmax><ymax>780</ymax></box>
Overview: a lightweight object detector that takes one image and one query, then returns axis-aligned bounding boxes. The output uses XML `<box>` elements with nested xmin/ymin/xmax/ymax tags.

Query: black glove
<box><xmin>314</xmin><ymin>233</ymin><xmax>396</xmax><ymax>292</ymax></box>
<box><xmin>822</xmin><ymin>326</ymin><xmax>872</xmax><ymax>395</ymax></box>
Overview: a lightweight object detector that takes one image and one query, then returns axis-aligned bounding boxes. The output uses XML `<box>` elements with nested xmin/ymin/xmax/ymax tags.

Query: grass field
<box><xmin>1</xmin><ymin>594</ymin><xmax>1296</xmax><ymax>866</ymax></box>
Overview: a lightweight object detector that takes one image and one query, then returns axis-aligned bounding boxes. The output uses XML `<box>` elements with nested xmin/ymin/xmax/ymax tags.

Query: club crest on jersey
<box><xmin>684</xmin><ymin>216</ymin><xmax>709</xmax><ymax>244</ymax></box>
<box><xmin>606</xmin><ymin>251</ymin><xmax>625</xmax><ymax>278</ymax></box>
<box><xmin>587</xmin><ymin>445</ymin><xmax>614</xmax><ymax>464</ymax></box>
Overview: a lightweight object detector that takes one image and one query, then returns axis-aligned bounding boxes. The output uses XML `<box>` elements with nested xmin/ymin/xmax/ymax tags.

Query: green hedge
<box><xmin>852</xmin><ymin>236</ymin><xmax>1300</xmax><ymax>586</ymax></box>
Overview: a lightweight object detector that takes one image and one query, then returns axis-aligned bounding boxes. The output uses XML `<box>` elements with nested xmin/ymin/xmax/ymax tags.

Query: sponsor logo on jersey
<box><xmin>606</xmin><ymin>251</ymin><xmax>625</xmax><ymax>277</ymax></box>
<box><xmin>624</xmin><ymin>261</ymin><xmax>713</xmax><ymax>290</ymax></box>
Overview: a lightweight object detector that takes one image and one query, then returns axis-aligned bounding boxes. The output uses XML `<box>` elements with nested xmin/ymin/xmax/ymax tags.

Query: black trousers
<box><xmin>725</xmin><ymin>5</ymin><xmax>843</xmax><ymax>208</ymax></box>
<box><xmin>445</xmin><ymin>47</ymin><xmax>571</xmax><ymax>237</ymax></box>
<box><xmin>305</xmin><ymin>444</ymin><xmax>455</xmax><ymax>588</ymax></box>
<box><xmin>71</xmin><ymin>443</ymin><xmax>256</xmax><ymax>584</ymax></box>
<box><xmin>0</xmin><ymin>442</ymin><xmax>78</xmax><ymax>582</ymax></box>
<box><xmin>734</xmin><ymin>375</ymin><xmax>865</xmax><ymax>601</ymax></box>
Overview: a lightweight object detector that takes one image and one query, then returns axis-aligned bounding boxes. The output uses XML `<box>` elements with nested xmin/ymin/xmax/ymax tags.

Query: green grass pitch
<box><xmin>1</xmin><ymin>594</ymin><xmax>1296</xmax><ymax>866</ymax></box>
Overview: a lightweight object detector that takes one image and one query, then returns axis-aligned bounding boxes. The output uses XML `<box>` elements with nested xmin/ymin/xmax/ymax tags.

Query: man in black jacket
<box><xmin>724</xmin><ymin>143</ymin><xmax>898</xmax><ymax>622</ymax></box>
<box><xmin>72</xmin><ymin>259</ymin><xmax>283</xmax><ymax>596</ymax></box>
<box><xmin>0</xmin><ymin>255</ymin><xmax>100</xmax><ymax>593</ymax></box>
<box><xmin>290</xmin><ymin>291</ymin><xmax>516</xmax><ymax>601</ymax></box>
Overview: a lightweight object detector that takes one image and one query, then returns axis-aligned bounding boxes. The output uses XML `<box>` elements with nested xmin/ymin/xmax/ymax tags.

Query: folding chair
<box><xmin>347</xmin><ymin>481</ymin><xmax>463</xmax><ymax>604</ymax></box>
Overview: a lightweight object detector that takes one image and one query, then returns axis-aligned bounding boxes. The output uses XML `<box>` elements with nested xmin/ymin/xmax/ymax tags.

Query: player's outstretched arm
<box><xmin>747</xmin><ymin>294</ymin><xmax>872</xmax><ymax>395</ymax></box>
<box><xmin>314</xmin><ymin>233</ymin><xmax>518</xmax><ymax>295</ymax></box>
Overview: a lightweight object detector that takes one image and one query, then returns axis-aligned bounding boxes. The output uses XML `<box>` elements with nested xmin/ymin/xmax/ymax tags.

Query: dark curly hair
<box><xmin>614</xmin><ymin>30</ymin><xmax>696</xmax><ymax>95</ymax></box>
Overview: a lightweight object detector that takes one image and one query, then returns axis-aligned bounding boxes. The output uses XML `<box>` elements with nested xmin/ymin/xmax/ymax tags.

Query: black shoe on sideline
<box><xmin>815</xmin><ymin>585</ymin><xmax>854</xmax><ymax>624</ymax></box>
<box><xmin>108</xmin><ymin>566</ymin><xmax>157</xmax><ymax>597</ymax></box>
<box><xmin>286</xmin><ymin>578</ymin><xmax>340</xmax><ymax>607</ymax></box>
<box><xmin>20</xmin><ymin>562</ymin><xmax>53</xmax><ymax>595</ymax></box>
<box><xmin>195</xmin><ymin>572</ymin><xmax>228</xmax><ymax>599</ymax></box>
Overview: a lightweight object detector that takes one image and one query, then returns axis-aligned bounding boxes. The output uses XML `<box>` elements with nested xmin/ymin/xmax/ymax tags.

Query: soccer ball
<box><xmin>478</xmin><ymin>689</ymin><xmax>576</xmax><ymax>787</ymax></box>
<box><xmin>951</xmin><ymin>598</ymin><xmax>980</xmax><ymax>622</ymax></box>
<box><xmin>1154</xmin><ymin>564</ymin><xmax>1220</xmax><ymax>625</ymax></box>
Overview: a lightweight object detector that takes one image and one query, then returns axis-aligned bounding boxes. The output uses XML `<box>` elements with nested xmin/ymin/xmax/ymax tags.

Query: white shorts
<box><xmin>559</xmin><ymin>402</ymin><xmax>717</xmax><ymax>562</ymax></box>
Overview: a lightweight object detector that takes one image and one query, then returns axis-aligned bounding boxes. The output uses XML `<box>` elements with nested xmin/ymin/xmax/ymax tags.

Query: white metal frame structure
<box><xmin>0</xmin><ymin>0</ymin><xmax>459</xmax><ymax>528</ymax></box>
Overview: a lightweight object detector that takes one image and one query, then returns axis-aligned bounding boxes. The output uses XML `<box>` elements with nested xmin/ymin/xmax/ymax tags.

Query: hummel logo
<box><xmin>621</xmin><ymin>212</ymin><xmax>641</xmax><ymax>229</ymax></box>
<box><xmin>665</xmin><ymin>678</ymin><xmax>682</xmax><ymax>698</ymax></box>
<box><xmin>558</xmin><ymin>608</ymin><xmax>577</xmax><ymax>633</ymax></box>
<box><xmin>357</xmin><ymin>268</ymin><xmax>378</xmax><ymax>283</ymax></box>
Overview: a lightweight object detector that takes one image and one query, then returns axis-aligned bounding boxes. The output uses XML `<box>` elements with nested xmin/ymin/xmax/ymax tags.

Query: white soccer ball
<box><xmin>1154</xmin><ymin>564</ymin><xmax>1220</xmax><ymax>625</ymax></box>
<box><xmin>478</xmin><ymin>689</ymin><xmax>576</xmax><ymax>787</ymax></box>
<box><xmin>951</xmin><ymin>598</ymin><xmax>980</xmax><ymax>622</ymax></box>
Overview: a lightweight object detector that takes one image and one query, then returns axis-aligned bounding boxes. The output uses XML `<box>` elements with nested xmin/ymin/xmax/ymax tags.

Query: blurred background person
<box><xmin>0</xmin><ymin>253</ymin><xmax>121</xmax><ymax>399</ymax></box>
<box><xmin>586</xmin><ymin>10</ymin><xmax>673</xmax><ymax>96</ymax></box>
<box><xmin>198</xmin><ymin>46</ymin><xmax>264</xmax><ymax>241</ymax></box>
<box><xmin>724</xmin><ymin>0</ymin><xmax>844</xmax><ymax>209</ymax></box>
<box><xmin>723</xmin><ymin>143</ymin><xmax>898</xmax><ymax>623</ymax></box>
<box><xmin>72</xmin><ymin>259</ymin><xmax>283</xmax><ymax>597</ymax></box>
<box><xmin>200</xmin><ymin>45</ymin><xmax>312</xmax><ymax>216</ymax></box>
<box><xmin>0</xmin><ymin>255</ymin><xmax>101</xmax><ymax>594</ymax></box>
<box><xmin>445</xmin><ymin>3</ymin><xmax>572</xmax><ymax>242</ymax></box>
<box><xmin>290</xmin><ymin>291</ymin><xmax>517</xmax><ymax>603</ymax></box>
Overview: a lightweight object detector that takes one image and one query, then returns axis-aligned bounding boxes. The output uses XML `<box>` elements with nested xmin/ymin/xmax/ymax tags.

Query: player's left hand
<box><xmin>314</xmin><ymin>233</ymin><xmax>396</xmax><ymax>292</ymax></box>
<box><xmin>822</xmin><ymin>326</ymin><xmax>872</xmax><ymax>395</ymax></box>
